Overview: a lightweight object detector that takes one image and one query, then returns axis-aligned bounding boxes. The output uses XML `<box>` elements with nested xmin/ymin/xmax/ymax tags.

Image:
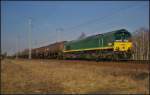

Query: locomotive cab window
<box><xmin>114</xmin><ymin>30</ymin><xmax>131</xmax><ymax>42</ymax></box>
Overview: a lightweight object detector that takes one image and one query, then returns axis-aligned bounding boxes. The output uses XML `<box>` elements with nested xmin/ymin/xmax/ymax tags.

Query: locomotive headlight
<box><xmin>108</xmin><ymin>43</ymin><xmax>112</xmax><ymax>46</ymax></box>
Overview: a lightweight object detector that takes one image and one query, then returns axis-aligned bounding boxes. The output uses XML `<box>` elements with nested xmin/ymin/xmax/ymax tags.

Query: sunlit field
<box><xmin>1</xmin><ymin>59</ymin><xmax>149</xmax><ymax>94</ymax></box>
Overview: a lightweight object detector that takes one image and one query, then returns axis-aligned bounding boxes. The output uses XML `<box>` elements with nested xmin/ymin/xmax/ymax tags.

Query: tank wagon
<box><xmin>19</xmin><ymin>41</ymin><xmax>65</xmax><ymax>59</ymax></box>
<box><xmin>63</xmin><ymin>29</ymin><xmax>133</xmax><ymax>60</ymax></box>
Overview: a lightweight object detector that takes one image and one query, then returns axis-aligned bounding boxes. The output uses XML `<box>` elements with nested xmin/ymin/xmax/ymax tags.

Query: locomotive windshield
<box><xmin>114</xmin><ymin>30</ymin><xmax>131</xmax><ymax>41</ymax></box>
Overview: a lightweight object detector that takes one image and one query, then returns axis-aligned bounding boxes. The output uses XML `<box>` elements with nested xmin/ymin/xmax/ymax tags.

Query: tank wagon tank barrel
<box><xmin>19</xmin><ymin>41</ymin><xmax>66</xmax><ymax>59</ymax></box>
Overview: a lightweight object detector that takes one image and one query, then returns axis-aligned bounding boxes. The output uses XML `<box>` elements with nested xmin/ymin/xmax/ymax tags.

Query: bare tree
<box><xmin>132</xmin><ymin>27</ymin><xmax>149</xmax><ymax>60</ymax></box>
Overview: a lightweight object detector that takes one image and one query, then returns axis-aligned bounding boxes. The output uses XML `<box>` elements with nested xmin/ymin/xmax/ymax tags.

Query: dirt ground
<box><xmin>1</xmin><ymin>59</ymin><xmax>149</xmax><ymax>94</ymax></box>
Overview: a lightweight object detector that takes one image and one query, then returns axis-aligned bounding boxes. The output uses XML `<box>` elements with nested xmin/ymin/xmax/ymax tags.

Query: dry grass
<box><xmin>1</xmin><ymin>59</ymin><xmax>149</xmax><ymax>94</ymax></box>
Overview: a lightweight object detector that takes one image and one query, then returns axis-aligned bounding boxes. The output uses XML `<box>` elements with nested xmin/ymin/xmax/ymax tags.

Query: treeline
<box><xmin>132</xmin><ymin>27</ymin><xmax>149</xmax><ymax>60</ymax></box>
<box><xmin>0</xmin><ymin>52</ymin><xmax>7</xmax><ymax>60</ymax></box>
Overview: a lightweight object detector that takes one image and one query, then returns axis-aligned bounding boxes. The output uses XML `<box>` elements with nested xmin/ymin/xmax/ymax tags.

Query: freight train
<box><xmin>18</xmin><ymin>29</ymin><xmax>133</xmax><ymax>60</ymax></box>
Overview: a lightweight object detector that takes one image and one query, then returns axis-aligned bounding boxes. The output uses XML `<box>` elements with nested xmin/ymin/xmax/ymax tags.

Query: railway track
<box><xmin>7</xmin><ymin>58</ymin><xmax>149</xmax><ymax>72</ymax></box>
<box><xmin>64</xmin><ymin>59</ymin><xmax>149</xmax><ymax>64</ymax></box>
<box><xmin>116</xmin><ymin>60</ymin><xmax>149</xmax><ymax>64</ymax></box>
<box><xmin>55</xmin><ymin>59</ymin><xmax>149</xmax><ymax>72</ymax></box>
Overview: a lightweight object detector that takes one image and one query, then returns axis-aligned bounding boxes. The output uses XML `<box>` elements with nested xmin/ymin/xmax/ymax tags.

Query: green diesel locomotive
<box><xmin>63</xmin><ymin>29</ymin><xmax>133</xmax><ymax>60</ymax></box>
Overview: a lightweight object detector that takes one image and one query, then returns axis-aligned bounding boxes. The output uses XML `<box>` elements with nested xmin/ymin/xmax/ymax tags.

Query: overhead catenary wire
<box><xmin>63</xmin><ymin>5</ymin><xmax>143</xmax><ymax>32</ymax></box>
<box><xmin>63</xmin><ymin>5</ymin><xmax>146</xmax><ymax>38</ymax></box>
<box><xmin>31</xmin><ymin>5</ymin><xmax>145</xmax><ymax>48</ymax></box>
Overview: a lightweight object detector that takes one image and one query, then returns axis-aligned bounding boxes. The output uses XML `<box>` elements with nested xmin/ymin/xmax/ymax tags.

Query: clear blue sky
<box><xmin>1</xmin><ymin>1</ymin><xmax>149</xmax><ymax>55</ymax></box>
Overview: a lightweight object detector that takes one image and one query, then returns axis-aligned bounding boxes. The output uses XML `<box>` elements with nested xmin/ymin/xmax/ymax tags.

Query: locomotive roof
<box><xmin>67</xmin><ymin>29</ymin><xmax>130</xmax><ymax>44</ymax></box>
<box><xmin>32</xmin><ymin>41</ymin><xmax>66</xmax><ymax>50</ymax></box>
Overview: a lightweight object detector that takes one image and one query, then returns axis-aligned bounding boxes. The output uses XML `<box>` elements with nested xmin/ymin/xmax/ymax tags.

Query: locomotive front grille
<box><xmin>113</xmin><ymin>41</ymin><xmax>132</xmax><ymax>52</ymax></box>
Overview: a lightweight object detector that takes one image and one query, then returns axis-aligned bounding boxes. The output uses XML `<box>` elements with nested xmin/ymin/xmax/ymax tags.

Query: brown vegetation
<box><xmin>1</xmin><ymin>59</ymin><xmax>149</xmax><ymax>94</ymax></box>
